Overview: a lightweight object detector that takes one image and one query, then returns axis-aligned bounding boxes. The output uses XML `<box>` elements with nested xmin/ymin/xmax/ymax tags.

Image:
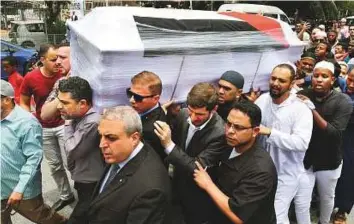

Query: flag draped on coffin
<box><xmin>68</xmin><ymin>6</ymin><xmax>304</xmax><ymax>112</ymax></box>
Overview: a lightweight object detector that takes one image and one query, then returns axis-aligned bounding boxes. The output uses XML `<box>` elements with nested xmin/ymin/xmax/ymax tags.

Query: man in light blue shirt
<box><xmin>1</xmin><ymin>80</ymin><xmax>66</xmax><ymax>224</ymax></box>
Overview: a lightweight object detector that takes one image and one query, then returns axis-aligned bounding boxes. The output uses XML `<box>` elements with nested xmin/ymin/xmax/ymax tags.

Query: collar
<box><xmin>117</xmin><ymin>141</ymin><xmax>144</xmax><ymax>169</ymax></box>
<box><xmin>228</xmin><ymin>148</ymin><xmax>242</xmax><ymax>159</ymax></box>
<box><xmin>139</xmin><ymin>103</ymin><xmax>159</xmax><ymax>117</ymax></box>
<box><xmin>187</xmin><ymin>113</ymin><xmax>213</xmax><ymax>131</ymax></box>
<box><xmin>1</xmin><ymin>105</ymin><xmax>19</xmax><ymax>122</ymax></box>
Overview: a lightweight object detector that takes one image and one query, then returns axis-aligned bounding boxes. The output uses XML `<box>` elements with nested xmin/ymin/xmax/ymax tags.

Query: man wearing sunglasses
<box><xmin>127</xmin><ymin>71</ymin><xmax>167</xmax><ymax>163</ymax></box>
<box><xmin>255</xmin><ymin>64</ymin><xmax>314</xmax><ymax>224</ymax></box>
<box><xmin>154</xmin><ymin>83</ymin><xmax>231</xmax><ymax>224</ymax></box>
<box><xmin>20</xmin><ymin>44</ymin><xmax>75</xmax><ymax>211</ymax></box>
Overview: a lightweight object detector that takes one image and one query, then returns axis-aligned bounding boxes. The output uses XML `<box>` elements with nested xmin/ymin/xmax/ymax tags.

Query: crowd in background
<box><xmin>1</xmin><ymin>16</ymin><xmax>354</xmax><ymax>224</ymax></box>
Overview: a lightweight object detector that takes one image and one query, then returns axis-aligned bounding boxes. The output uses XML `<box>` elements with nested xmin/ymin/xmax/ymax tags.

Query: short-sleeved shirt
<box><xmin>211</xmin><ymin>144</ymin><xmax>278</xmax><ymax>224</ymax></box>
<box><xmin>20</xmin><ymin>68</ymin><xmax>64</xmax><ymax>128</ymax></box>
<box><xmin>7</xmin><ymin>71</ymin><xmax>24</xmax><ymax>104</ymax></box>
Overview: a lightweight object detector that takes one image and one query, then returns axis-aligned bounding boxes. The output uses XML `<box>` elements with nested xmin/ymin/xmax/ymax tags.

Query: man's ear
<box><xmin>236</xmin><ymin>88</ymin><xmax>243</xmax><ymax>97</ymax></box>
<box><xmin>252</xmin><ymin>126</ymin><xmax>260</xmax><ymax>138</ymax></box>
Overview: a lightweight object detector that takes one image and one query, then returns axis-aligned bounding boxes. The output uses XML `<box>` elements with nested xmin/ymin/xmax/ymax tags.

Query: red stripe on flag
<box><xmin>219</xmin><ymin>12</ymin><xmax>288</xmax><ymax>47</ymax></box>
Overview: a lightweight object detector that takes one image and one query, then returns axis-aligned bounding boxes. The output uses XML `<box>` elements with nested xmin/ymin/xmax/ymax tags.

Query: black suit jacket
<box><xmin>167</xmin><ymin>109</ymin><xmax>232</xmax><ymax>224</ymax></box>
<box><xmin>87</xmin><ymin>144</ymin><xmax>172</xmax><ymax>224</ymax></box>
<box><xmin>141</xmin><ymin>105</ymin><xmax>167</xmax><ymax>162</ymax></box>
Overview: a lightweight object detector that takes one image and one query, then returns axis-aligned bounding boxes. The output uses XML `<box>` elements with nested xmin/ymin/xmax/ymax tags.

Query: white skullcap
<box><xmin>284</xmin><ymin>61</ymin><xmax>297</xmax><ymax>74</ymax></box>
<box><xmin>314</xmin><ymin>61</ymin><xmax>334</xmax><ymax>74</ymax></box>
<box><xmin>318</xmin><ymin>24</ymin><xmax>325</xmax><ymax>30</ymax></box>
<box><xmin>341</xmin><ymin>18</ymin><xmax>347</xmax><ymax>23</ymax></box>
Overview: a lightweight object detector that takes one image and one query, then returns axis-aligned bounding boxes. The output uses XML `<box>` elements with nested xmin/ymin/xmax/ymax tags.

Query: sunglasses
<box><xmin>126</xmin><ymin>88</ymin><xmax>155</xmax><ymax>102</ymax></box>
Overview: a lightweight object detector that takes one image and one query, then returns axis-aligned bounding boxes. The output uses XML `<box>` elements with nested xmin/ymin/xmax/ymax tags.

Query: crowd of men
<box><xmin>1</xmin><ymin>17</ymin><xmax>354</xmax><ymax>224</ymax></box>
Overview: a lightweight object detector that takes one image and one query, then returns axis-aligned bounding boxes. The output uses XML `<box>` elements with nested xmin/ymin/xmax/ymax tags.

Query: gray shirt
<box><xmin>64</xmin><ymin>108</ymin><xmax>105</xmax><ymax>183</ymax></box>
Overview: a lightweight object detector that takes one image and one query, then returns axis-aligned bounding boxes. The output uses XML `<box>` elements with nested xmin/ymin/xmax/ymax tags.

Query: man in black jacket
<box><xmin>154</xmin><ymin>82</ymin><xmax>232</xmax><ymax>224</ymax></box>
<box><xmin>127</xmin><ymin>71</ymin><xmax>167</xmax><ymax>163</ymax></box>
<box><xmin>297</xmin><ymin>60</ymin><xmax>353</xmax><ymax>224</ymax></box>
<box><xmin>87</xmin><ymin>106</ymin><xmax>171</xmax><ymax>224</ymax></box>
<box><xmin>193</xmin><ymin>102</ymin><xmax>277</xmax><ymax>224</ymax></box>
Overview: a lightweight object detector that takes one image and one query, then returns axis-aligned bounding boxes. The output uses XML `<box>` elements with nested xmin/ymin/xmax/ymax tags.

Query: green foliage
<box><xmin>46</xmin><ymin>19</ymin><xmax>66</xmax><ymax>34</ymax></box>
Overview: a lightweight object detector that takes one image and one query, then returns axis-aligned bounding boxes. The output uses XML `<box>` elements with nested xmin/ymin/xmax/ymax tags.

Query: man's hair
<box><xmin>58</xmin><ymin>76</ymin><xmax>93</xmax><ymax>104</ymax></box>
<box><xmin>336</xmin><ymin>42</ymin><xmax>348</xmax><ymax>52</ymax></box>
<box><xmin>56</xmin><ymin>42</ymin><xmax>70</xmax><ymax>48</ymax></box>
<box><xmin>38</xmin><ymin>44</ymin><xmax>55</xmax><ymax>57</ymax></box>
<box><xmin>131</xmin><ymin>71</ymin><xmax>162</xmax><ymax>95</ymax></box>
<box><xmin>272</xmin><ymin>63</ymin><xmax>296</xmax><ymax>81</ymax></box>
<box><xmin>328</xmin><ymin>29</ymin><xmax>338</xmax><ymax>35</ymax></box>
<box><xmin>231</xmin><ymin>101</ymin><xmax>262</xmax><ymax>127</ymax></box>
<box><xmin>187</xmin><ymin>82</ymin><xmax>218</xmax><ymax>111</ymax></box>
<box><xmin>2</xmin><ymin>56</ymin><xmax>17</xmax><ymax>66</ymax></box>
<box><xmin>102</xmin><ymin>106</ymin><xmax>142</xmax><ymax>136</ymax></box>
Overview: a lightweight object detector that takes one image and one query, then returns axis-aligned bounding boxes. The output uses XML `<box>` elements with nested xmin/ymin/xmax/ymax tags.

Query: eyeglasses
<box><xmin>226</xmin><ymin>120</ymin><xmax>253</xmax><ymax>132</ymax></box>
<box><xmin>126</xmin><ymin>88</ymin><xmax>155</xmax><ymax>102</ymax></box>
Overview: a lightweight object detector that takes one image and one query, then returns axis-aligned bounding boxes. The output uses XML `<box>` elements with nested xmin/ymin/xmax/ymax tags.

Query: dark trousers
<box><xmin>68</xmin><ymin>182</ymin><xmax>97</xmax><ymax>224</ymax></box>
<box><xmin>1</xmin><ymin>194</ymin><xmax>67</xmax><ymax>224</ymax></box>
<box><xmin>335</xmin><ymin>126</ymin><xmax>354</xmax><ymax>214</ymax></box>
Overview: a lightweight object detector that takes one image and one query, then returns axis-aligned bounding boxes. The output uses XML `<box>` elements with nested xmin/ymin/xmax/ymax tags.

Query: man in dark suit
<box><xmin>194</xmin><ymin>102</ymin><xmax>278</xmax><ymax>224</ymax></box>
<box><xmin>87</xmin><ymin>106</ymin><xmax>172</xmax><ymax>224</ymax></box>
<box><xmin>127</xmin><ymin>71</ymin><xmax>167</xmax><ymax>163</ymax></box>
<box><xmin>154</xmin><ymin>83</ymin><xmax>232</xmax><ymax>224</ymax></box>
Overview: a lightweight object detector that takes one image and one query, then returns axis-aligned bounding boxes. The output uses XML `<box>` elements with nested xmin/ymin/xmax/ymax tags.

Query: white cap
<box><xmin>314</xmin><ymin>61</ymin><xmax>335</xmax><ymax>74</ymax></box>
<box><xmin>0</xmin><ymin>80</ymin><xmax>15</xmax><ymax>98</ymax></box>
<box><xmin>318</xmin><ymin>24</ymin><xmax>325</xmax><ymax>30</ymax></box>
<box><xmin>341</xmin><ymin>18</ymin><xmax>347</xmax><ymax>23</ymax></box>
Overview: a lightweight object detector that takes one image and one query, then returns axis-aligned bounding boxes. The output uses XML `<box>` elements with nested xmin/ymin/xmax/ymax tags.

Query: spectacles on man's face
<box><xmin>226</xmin><ymin>120</ymin><xmax>253</xmax><ymax>132</ymax></box>
<box><xmin>126</xmin><ymin>88</ymin><xmax>155</xmax><ymax>102</ymax></box>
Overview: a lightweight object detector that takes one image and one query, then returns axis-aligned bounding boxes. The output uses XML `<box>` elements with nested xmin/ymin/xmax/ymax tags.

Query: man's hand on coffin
<box><xmin>162</xmin><ymin>100</ymin><xmax>182</xmax><ymax>116</ymax></box>
<box><xmin>154</xmin><ymin>121</ymin><xmax>173</xmax><ymax>149</ymax></box>
<box><xmin>244</xmin><ymin>87</ymin><xmax>261</xmax><ymax>102</ymax></box>
<box><xmin>259</xmin><ymin>125</ymin><xmax>272</xmax><ymax>137</ymax></box>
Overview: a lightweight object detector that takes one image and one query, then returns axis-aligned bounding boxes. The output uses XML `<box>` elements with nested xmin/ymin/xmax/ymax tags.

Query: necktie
<box><xmin>101</xmin><ymin>164</ymin><xmax>120</xmax><ymax>192</ymax></box>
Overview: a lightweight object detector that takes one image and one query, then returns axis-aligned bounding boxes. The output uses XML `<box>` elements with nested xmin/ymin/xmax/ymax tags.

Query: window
<box><xmin>25</xmin><ymin>23</ymin><xmax>44</xmax><ymax>32</ymax></box>
<box><xmin>280</xmin><ymin>14</ymin><xmax>290</xmax><ymax>24</ymax></box>
<box><xmin>263</xmin><ymin>13</ymin><xmax>277</xmax><ymax>19</ymax></box>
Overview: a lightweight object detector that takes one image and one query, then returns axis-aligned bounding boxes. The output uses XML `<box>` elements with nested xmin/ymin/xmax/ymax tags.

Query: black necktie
<box><xmin>102</xmin><ymin>164</ymin><xmax>120</xmax><ymax>191</ymax></box>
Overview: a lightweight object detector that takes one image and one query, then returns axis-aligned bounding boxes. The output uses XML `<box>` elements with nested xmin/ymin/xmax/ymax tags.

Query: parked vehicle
<box><xmin>8</xmin><ymin>20</ymin><xmax>47</xmax><ymax>49</ymax></box>
<box><xmin>347</xmin><ymin>16</ymin><xmax>354</xmax><ymax>26</ymax></box>
<box><xmin>218</xmin><ymin>3</ymin><xmax>293</xmax><ymax>27</ymax></box>
<box><xmin>1</xmin><ymin>39</ymin><xmax>38</xmax><ymax>78</ymax></box>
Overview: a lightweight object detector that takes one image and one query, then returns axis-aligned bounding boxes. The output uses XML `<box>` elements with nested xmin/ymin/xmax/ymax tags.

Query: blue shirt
<box><xmin>1</xmin><ymin>105</ymin><xmax>43</xmax><ymax>200</ymax></box>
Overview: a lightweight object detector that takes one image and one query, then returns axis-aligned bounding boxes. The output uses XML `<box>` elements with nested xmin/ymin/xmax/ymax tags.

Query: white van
<box><xmin>218</xmin><ymin>4</ymin><xmax>293</xmax><ymax>26</ymax></box>
<box><xmin>8</xmin><ymin>20</ymin><xmax>47</xmax><ymax>49</ymax></box>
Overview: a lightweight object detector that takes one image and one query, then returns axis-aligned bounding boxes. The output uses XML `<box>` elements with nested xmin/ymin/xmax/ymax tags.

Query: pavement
<box><xmin>11</xmin><ymin>159</ymin><xmax>354</xmax><ymax>224</ymax></box>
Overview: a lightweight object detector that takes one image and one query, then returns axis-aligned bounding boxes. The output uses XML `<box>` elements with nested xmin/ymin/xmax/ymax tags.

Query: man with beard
<box><xmin>295</xmin><ymin>51</ymin><xmax>317</xmax><ymax>89</ymax></box>
<box><xmin>297</xmin><ymin>60</ymin><xmax>353</xmax><ymax>224</ymax></box>
<box><xmin>333</xmin><ymin>68</ymin><xmax>354</xmax><ymax>224</ymax></box>
<box><xmin>193</xmin><ymin>101</ymin><xmax>277</xmax><ymax>224</ymax></box>
<box><xmin>57</xmin><ymin>77</ymin><xmax>105</xmax><ymax>224</ymax></box>
<box><xmin>20</xmin><ymin>44</ymin><xmax>75</xmax><ymax>211</ymax></box>
<box><xmin>217</xmin><ymin>71</ymin><xmax>245</xmax><ymax>121</ymax></box>
<box><xmin>154</xmin><ymin>83</ymin><xmax>231</xmax><ymax>224</ymax></box>
<box><xmin>41</xmin><ymin>42</ymin><xmax>71</xmax><ymax>121</ymax></box>
<box><xmin>255</xmin><ymin>64</ymin><xmax>313</xmax><ymax>224</ymax></box>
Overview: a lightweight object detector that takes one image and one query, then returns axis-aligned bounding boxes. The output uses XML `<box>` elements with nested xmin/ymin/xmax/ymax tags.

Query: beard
<box><xmin>269</xmin><ymin>88</ymin><xmax>286</xmax><ymax>99</ymax></box>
